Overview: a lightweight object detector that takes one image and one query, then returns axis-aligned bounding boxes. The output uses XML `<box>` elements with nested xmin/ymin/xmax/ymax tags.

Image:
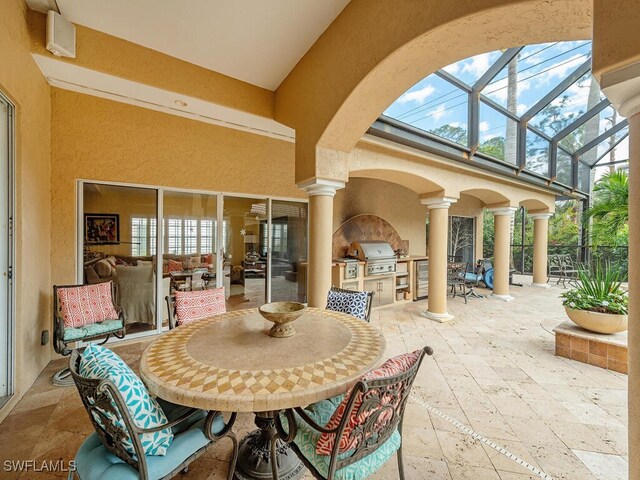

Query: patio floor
<box><xmin>0</xmin><ymin>276</ymin><xmax>628</xmax><ymax>480</ymax></box>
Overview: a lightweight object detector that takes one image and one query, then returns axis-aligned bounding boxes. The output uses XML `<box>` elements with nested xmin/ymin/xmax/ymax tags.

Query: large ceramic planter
<box><xmin>564</xmin><ymin>307</ymin><xmax>628</xmax><ymax>334</ymax></box>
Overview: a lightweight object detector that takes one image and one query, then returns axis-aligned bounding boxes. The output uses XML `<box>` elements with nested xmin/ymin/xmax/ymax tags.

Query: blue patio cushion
<box><xmin>63</xmin><ymin>318</ymin><xmax>123</xmax><ymax>341</ymax></box>
<box><xmin>326</xmin><ymin>290</ymin><xmax>368</xmax><ymax>320</ymax></box>
<box><xmin>74</xmin><ymin>415</ymin><xmax>225</xmax><ymax>480</ymax></box>
<box><xmin>79</xmin><ymin>344</ymin><xmax>173</xmax><ymax>456</ymax></box>
<box><xmin>283</xmin><ymin>397</ymin><xmax>401</xmax><ymax>480</ymax></box>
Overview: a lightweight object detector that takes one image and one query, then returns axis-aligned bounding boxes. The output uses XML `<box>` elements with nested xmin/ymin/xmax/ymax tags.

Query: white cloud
<box><xmin>443</xmin><ymin>62</ymin><xmax>461</xmax><ymax>75</ymax></box>
<box><xmin>398</xmin><ymin>84</ymin><xmax>436</xmax><ymax>104</ymax></box>
<box><xmin>480</xmin><ymin>132</ymin><xmax>501</xmax><ymax>142</ymax></box>
<box><xmin>461</xmin><ymin>53</ymin><xmax>494</xmax><ymax>79</ymax></box>
<box><xmin>517</xmin><ymin>103</ymin><xmax>529</xmax><ymax>115</ymax></box>
<box><xmin>449</xmin><ymin>122</ymin><xmax>461</xmax><ymax>128</ymax></box>
<box><xmin>427</xmin><ymin>105</ymin><xmax>447</xmax><ymax>121</ymax></box>
<box><xmin>479</xmin><ymin>121</ymin><xmax>490</xmax><ymax>132</ymax></box>
<box><xmin>485</xmin><ymin>76</ymin><xmax>531</xmax><ymax>104</ymax></box>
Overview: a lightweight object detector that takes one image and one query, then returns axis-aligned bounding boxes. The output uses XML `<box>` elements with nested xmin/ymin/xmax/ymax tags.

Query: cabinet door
<box><xmin>363</xmin><ymin>279</ymin><xmax>380</xmax><ymax>307</ymax></box>
<box><xmin>378</xmin><ymin>277</ymin><xmax>394</xmax><ymax>306</ymax></box>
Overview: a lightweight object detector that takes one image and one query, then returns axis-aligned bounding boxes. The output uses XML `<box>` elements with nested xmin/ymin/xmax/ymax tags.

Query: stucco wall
<box><xmin>51</xmin><ymin>89</ymin><xmax>301</xmax><ymax>287</ymax></box>
<box><xmin>333</xmin><ymin>178</ymin><xmax>428</xmax><ymax>256</ymax></box>
<box><xmin>0</xmin><ymin>0</ymin><xmax>52</xmax><ymax>420</ymax></box>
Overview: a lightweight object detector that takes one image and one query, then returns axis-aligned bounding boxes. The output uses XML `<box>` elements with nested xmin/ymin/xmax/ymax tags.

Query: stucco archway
<box><xmin>276</xmin><ymin>0</ymin><xmax>592</xmax><ymax>182</ymax></box>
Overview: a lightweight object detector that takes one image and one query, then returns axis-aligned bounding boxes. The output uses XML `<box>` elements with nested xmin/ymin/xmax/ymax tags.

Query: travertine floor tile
<box><xmin>0</xmin><ymin>276</ymin><xmax>629</xmax><ymax>480</ymax></box>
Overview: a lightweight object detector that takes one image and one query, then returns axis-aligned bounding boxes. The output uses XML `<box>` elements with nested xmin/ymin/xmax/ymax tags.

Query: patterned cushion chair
<box><xmin>52</xmin><ymin>282</ymin><xmax>126</xmax><ymax>386</ymax></box>
<box><xmin>326</xmin><ymin>286</ymin><xmax>374</xmax><ymax>322</ymax></box>
<box><xmin>276</xmin><ymin>346</ymin><xmax>433</xmax><ymax>480</ymax></box>
<box><xmin>68</xmin><ymin>345</ymin><xmax>238</xmax><ymax>480</ymax></box>
<box><xmin>165</xmin><ymin>287</ymin><xmax>226</xmax><ymax>329</ymax></box>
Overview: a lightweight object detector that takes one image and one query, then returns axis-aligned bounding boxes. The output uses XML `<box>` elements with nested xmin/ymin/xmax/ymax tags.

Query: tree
<box><xmin>429</xmin><ymin>125</ymin><xmax>467</xmax><ymax>145</ymax></box>
<box><xmin>585</xmin><ymin>171</ymin><xmax>629</xmax><ymax>246</ymax></box>
<box><xmin>479</xmin><ymin>137</ymin><xmax>505</xmax><ymax>160</ymax></box>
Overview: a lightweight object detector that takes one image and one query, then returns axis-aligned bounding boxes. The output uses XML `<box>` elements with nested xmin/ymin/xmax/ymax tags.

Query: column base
<box><xmin>491</xmin><ymin>293</ymin><xmax>515</xmax><ymax>302</ymax></box>
<box><xmin>420</xmin><ymin>311</ymin><xmax>454</xmax><ymax>323</ymax></box>
<box><xmin>531</xmin><ymin>282</ymin><xmax>551</xmax><ymax>289</ymax></box>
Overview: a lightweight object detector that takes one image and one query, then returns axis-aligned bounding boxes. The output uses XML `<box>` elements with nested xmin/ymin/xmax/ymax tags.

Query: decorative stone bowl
<box><xmin>258</xmin><ymin>302</ymin><xmax>306</xmax><ymax>338</ymax></box>
<box><xmin>565</xmin><ymin>307</ymin><xmax>628</xmax><ymax>334</ymax></box>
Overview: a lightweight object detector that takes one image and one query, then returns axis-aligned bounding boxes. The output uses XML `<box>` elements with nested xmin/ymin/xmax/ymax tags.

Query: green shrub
<box><xmin>560</xmin><ymin>263</ymin><xmax>628</xmax><ymax>315</ymax></box>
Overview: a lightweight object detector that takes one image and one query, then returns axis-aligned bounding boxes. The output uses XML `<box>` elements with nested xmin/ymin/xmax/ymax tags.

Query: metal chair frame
<box><xmin>275</xmin><ymin>346</ymin><xmax>433</xmax><ymax>480</ymax></box>
<box><xmin>52</xmin><ymin>283</ymin><xmax>126</xmax><ymax>386</ymax></box>
<box><xmin>328</xmin><ymin>286</ymin><xmax>375</xmax><ymax>322</ymax></box>
<box><xmin>68</xmin><ymin>350</ymin><xmax>238</xmax><ymax>480</ymax></box>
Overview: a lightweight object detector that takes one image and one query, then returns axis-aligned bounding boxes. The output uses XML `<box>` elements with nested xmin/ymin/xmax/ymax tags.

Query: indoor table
<box><xmin>140</xmin><ymin>307</ymin><xmax>386</xmax><ymax>480</ymax></box>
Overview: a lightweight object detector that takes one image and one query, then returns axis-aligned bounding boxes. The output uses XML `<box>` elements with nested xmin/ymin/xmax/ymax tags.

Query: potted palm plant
<box><xmin>560</xmin><ymin>263</ymin><xmax>628</xmax><ymax>334</ymax></box>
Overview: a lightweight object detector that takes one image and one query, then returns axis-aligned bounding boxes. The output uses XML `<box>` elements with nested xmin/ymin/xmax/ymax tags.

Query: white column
<box><xmin>530</xmin><ymin>212</ymin><xmax>553</xmax><ymax>288</ymax></box>
<box><xmin>600</xmin><ymin>64</ymin><xmax>640</xmax><ymax>477</ymax></box>
<box><xmin>489</xmin><ymin>207</ymin><xmax>517</xmax><ymax>301</ymax></box>
<box><xmin>420</xmin><ymin>197</ymin><xmax>457</xmax><ymax>322</ymax></box>
<box><xmin>299</xmin><ymin>178</ymin><xmax>345</xmax><ymax>307</ymax></box>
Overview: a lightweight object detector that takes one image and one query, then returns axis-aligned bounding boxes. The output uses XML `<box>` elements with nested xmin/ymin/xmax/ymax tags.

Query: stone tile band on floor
<box><xmin>409</xmin><ymin>392</ymin><xmax>554</xmax><ymax>480</ymax></box>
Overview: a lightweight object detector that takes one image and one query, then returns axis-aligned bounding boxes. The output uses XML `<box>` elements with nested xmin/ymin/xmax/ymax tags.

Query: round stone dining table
<box><xmin>140</xmin><ymin>307</ymin><xmax>386</xmax><ymax>480</ymax></box>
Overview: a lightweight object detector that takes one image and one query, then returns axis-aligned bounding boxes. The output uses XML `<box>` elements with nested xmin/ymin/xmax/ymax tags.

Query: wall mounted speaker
<box><xmin>46</xmin><ymin>10</ymin><xmax>76</xmax><ymax>58</ymax></box>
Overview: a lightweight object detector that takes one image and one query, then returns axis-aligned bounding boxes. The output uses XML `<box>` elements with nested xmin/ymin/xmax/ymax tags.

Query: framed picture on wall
<box><xmin>85</xmin><ymin>213</ymin><xmax>120</xmax><ymax>244</ymax></box>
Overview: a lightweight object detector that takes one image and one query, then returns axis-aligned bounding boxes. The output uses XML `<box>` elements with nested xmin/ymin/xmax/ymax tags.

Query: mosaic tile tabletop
<box><xmin>140</xmin><ymin>307</ymin><xmax>386</xmax><ymax>412</ymax></box>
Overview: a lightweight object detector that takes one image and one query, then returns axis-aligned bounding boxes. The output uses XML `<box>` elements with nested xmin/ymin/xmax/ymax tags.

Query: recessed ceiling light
<box><xmin>174</xmin><ymin>100</ymin><xmax>188</xmax><ymax>107</ymax></box>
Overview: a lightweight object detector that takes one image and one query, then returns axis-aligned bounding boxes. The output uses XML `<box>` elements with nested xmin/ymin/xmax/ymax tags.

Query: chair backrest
<box><xmin>328</xmin><ymin>286</ymin><xmax>375</xmax><ymax>322</ymax></box>
<box><xmin>167</xmin><ymin>287</ymin><xmax>226</xmax><ymax>329</ymax></box>
<box><xmin>68</xmin><ymin>350</ymin><xmax>148</xmax><ymax>476</ymax></box>
<box><xmin>53</xmin><ymin>282</ymin><xmax>120</xmax><ymax>355</ymax></box>
<box><xmin>329</xmin><ymin>346</ymin><xmax>432</xmax><ymax>475</ymax></box>
<box><xmin>447</xmin><ymin>262</ymin><xmax>467</xmax><ymax>284</ymax></box>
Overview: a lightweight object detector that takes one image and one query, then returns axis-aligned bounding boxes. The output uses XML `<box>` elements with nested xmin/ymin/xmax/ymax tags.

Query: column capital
<box><xmin>600</xmin><ymin>60</ymin><xmax>640</xmax><ymax>118</ymax></box>
<box><xmin>420</xmin><ymin>196</ymin><xmax>457</xmax><ymax>209</ymax></box>
<box><xmin>298</xmin><ymin>178</ymin><xmax>345</xmax><ymax>197</ymax></box>
<box><xmin>530</xmin><ymin>212</ymin><xmax>554</xmax><ymax>220</ymax></box>
<box><xmin>488</xmin><ymin>206</ymin><xmax>518</xmax><ymax>216</ymax></box>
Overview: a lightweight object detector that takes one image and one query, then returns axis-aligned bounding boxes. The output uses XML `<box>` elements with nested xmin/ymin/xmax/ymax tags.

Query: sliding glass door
<box><xmin>82</xmin><ymin>183</ymin><xmax>159</xmax><ymax>334</ymax></box>
<box><xmin>78</xmin><ymin>182</ymin><xmax>308</xmax><ymax>338</ymax></box>
<box><xmin>270</xmin><ymin>200</ymin><xmax>307</xmax><ymax>303</ymax></box>
<box><xmin>162</xmin><ymin>191</ymin><xmax>218</xmax><ymax>323</ymax></box>
<box><xmin>0</xmin><ymin>93</ymin><xmax>13</xmax><ymax>403</ymax></box>
<box><xmin>222</xmin><ymin>196</ymin><xmax>268</xmax><ymax>311</ymax></box>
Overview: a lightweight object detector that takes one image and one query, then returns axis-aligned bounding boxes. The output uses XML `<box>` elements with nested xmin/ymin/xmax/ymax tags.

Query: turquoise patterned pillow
<box><xmin>79</xmin><ymin>344</ymin><xmax>173</xmax><ymax>456</ymax></box>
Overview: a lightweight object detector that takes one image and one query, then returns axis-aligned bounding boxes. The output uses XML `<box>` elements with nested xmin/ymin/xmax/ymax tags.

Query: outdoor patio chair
<box><xmin>276</xmin><ymin>346</ymin><xmax>433</xmax><ymax>480</ymax></box>
<box><xmin>558</xmin><ymin>254</ymin><xmax>585</xmax><ymax>287</ymax></box>
<box><xmin>326</xmin><ymin>286</ymin><xmax>374</xmax><ymax>322</ymax></box>
<box><xmin>547</xmin><ymin>254</ymin><xmax>564</xmax><ymax>284</ymax></box>
<box><xmin>165</xmin><ymin>287</ymin><xmax>226</xmax><ymax>329</ymax></box>
<box><xmin>68</xmin><ymin>347</ymin><xmax>238</xmax><ymax>480</ymax></box>
<box><xmin>462</xmin><ymin>262</ymin><xmax>485</xmax><ymax>299</ymax></box>
<box><xmin>447</xmin><ymin>261</ymin><xmax>468</xmax><ymax>303</ymax></box>
<box><xmin>52</xmin><ymin>282</ymin><xmax>125</xmax><ymax>386</ymax></box>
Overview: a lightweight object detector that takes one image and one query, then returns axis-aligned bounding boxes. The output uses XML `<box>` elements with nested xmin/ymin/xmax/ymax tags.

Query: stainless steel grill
<box><xmin>347</xmin><ymin>241</ymin><xmax>397</xmax><ymax>276</ymax></box>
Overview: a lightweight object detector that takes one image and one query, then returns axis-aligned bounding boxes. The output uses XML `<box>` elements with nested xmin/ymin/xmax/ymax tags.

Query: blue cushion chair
<box><xmin>53</xmin><ymin>283</ymin><xmax>126</xmax><ymax>386</ymax></box>
<box><xmin>326</xmin><ymin>286</ymin><xmax>374</xmax><ymax>322</ymax></box>
<box><xmin>275</xmin><ymin>346</ymin><xmax>433</xmax><ymax>480</ymax></box>
<box><xmin>67</xmin><ymin>349</ymin><xmax>238</xmax><ymax>480</ymax></box>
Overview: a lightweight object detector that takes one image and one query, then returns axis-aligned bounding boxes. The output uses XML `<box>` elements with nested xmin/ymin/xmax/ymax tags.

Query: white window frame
<box><xmin>0</xmin><ymin>92</ymin><xmax>15</xmax><ymax>406</ymax></box>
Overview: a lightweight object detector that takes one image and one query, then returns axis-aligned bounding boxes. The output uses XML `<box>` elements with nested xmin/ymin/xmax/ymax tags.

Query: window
<box><xmin>168</xmin><ymin>219</ymin><xmax>182</xmax><ymax>254</ymax></box>
<box><xmin>131</xmin><ymin>217</ymin><xmax>157</xmax><ymax>256</ymax></box>
<box><xmin>165</xmin><ymin>218</ymin><xmax>218</xmax><ymax>255</ymax></box>
<box><xmin>184</xmin><ymin>219</ymin><xmax>198</xmax><ymax>254</ymax></box>
<box><xmin>271</xmin><ymin>223</ymin><xmax>288</xmax><ymax>257</ymax></box>
<box><xmin>200</xmin><ymin>220</ymin><xmax>213</xmax><ymax>254</ymax></box>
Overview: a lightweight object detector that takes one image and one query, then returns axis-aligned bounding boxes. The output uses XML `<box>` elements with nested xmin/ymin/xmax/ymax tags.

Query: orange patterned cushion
<box><xmin>316</xmin><ymin>349</ymin><xmax>422</xmax><ymax>455</ymax></box>
<box><xmin>174</xmin><ymin>287</ymin><xmax>226</xmax><ymax>325</ymax></box>
<box><xmin>57</xmin><ymin>282</ymin><xmax>119</xmax><ymax>329</ymax></box>
<box><xmin>167</xmin><ymin>259</ymin><xmax>183</xmax><ymax>272</ymax></box>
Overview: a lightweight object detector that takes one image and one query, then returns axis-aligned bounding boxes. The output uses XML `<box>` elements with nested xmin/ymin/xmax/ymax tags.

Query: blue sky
<box><xmin>383</xmin><ymin>41</ymin><xmax>628</xmax><ymax>171</ymax></box>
